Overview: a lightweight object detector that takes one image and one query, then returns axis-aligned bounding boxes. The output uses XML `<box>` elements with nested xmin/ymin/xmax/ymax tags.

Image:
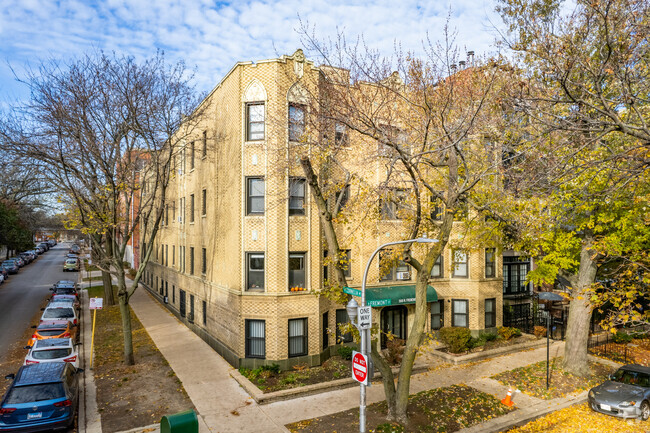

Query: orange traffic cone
<box><xmin>501</xmin><ymin>387</ymin><xmax>515</xmax><ymax>407</ymax></box>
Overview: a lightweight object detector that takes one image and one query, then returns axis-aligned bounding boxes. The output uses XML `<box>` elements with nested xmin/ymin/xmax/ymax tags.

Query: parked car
<box><xmin>28</xmin><ymin>321</ymin><xmax>78</xmax><ymax>347</ymax></box>
<box><xmin>1</xmin><ymin>261</ymin><xmax>18</xmax><ymax>275</ymax></box>
<box><xmin>40</xmin><ymin>306</ymin><xmax>78</xmax><ymax>326</ymax></box>
<box><xmin>47</xmin><ymin>239</ymin><xmax>57</xmax><ymax>247</ymax></box>
<box><xmin>18</xmin><ymin>253</ymin><xmax>33</xmax><ymax>265</ymax></box>
<box><xmin>0</xmin><ymin>268</ymin><xmax>8</xmax><ymax>280</ymax></box>
<box><xmin>62</xmin><ymin>259</ymin><xmax>80</xmax><ymax>272</ymax></box>
<box><xmin>50</xmin><ymin>282</ymin><xmax>79</xmax><ymax>299</ymax></box>
<box><xmin>588</xmin><ymin>364</ymin><xmax>650</xmax><ymax>420</ymax></box>
<box><xmin>0</xmin><ymin>274</ymin><xmax>4</xmax><ymax>285</ymax></box>
<box><xmin>37</xmin><ymin>242</ymin><xmax>50</xmax><ymax>252</ymax></box>
<box><xmin>24</xmin><ymin>338</ymin><xmax>80</xmax><ymax>368</ymax></box>
<box><xmin>68</xmin><ymin>244</ymin><xmax>80</xmax><ymax>255</ymax></box>
<box><xmin>50</xmin><ymin>294</ymin><xmax>80</xmax><ymax>309</ymax></box>
<box><xmin>0</xmin><ymin>362</ymin><xmax>81</xmax><ymax>431</ymax></box>
<box><xmin>8</xmin><ymin>258</ymin><xmax>24</xmax><ymax>268</ymax></box>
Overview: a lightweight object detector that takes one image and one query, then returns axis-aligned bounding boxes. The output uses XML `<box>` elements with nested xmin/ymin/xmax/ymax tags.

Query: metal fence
<box><xmin>503</xmin><ymin>304</ymin><xmax>567</xmax><ymax>339</ymax></box>
<box><xmin>587</xmin><ymin>332</ymin><xmax>631</xmax><ymax>364</ymax></box>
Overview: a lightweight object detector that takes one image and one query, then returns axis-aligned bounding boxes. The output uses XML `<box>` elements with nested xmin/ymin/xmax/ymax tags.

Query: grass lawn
<box><xmin>492</xmin><ymin>358</ymin><xmax>612</xmax><ymax>400</ymax></box>
<box><xmin>83</xmin><ymin>275</ymin><xmax>104</xmax><ymax>282</ymax></box>
<box><xmin>87</xmin><ymin>284</ymin><xmax>194</xmax><ymax>432</ymax></box>
<box><xmin>286</xmin><ymin>384</ymin><xmax>514</xmax><ymax>432</ymax></box>
<box><xmin>509</xmin><ymin>402</ymin><xmax>648</xmax><ymax>432</ymax></box>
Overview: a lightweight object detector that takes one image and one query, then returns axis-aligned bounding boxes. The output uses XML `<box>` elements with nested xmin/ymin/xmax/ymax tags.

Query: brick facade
<box><xmin>145</xmin><ymin>50</ymin><xmax>503</xmax><ymax>369</ymax></box>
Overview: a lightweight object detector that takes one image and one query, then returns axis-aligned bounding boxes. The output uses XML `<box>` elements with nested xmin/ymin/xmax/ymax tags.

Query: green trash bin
<box><xmin>160</xmin><ymin>409</ymin><xmax>198</xmax><ymax>433</ymax></box>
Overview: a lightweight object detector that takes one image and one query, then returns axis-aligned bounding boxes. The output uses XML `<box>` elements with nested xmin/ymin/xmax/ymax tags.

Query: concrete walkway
<box><xmin>80</xmin><ymin>270</ymin><xmax>607</xmax><ymax>433</ymax></box>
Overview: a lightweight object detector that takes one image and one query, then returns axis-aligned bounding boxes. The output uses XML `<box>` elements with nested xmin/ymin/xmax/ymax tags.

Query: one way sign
<box><xmin>358</xmin><ymin>306</ymin><xmax>372</xmax><ymax>329</ymax></box>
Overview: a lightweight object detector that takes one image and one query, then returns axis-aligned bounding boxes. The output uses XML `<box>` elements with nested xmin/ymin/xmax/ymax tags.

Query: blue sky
<box><xmin>0</xmin><ymin>0</ymin><xmax>505</xmax><ymax>104</ymax></box>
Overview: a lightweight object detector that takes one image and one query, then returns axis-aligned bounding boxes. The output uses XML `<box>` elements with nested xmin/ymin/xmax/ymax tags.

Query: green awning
<box><xmin>343</xmin><ymin>284</ymin><xmax>437</xmax><ymax>307</ymax></box>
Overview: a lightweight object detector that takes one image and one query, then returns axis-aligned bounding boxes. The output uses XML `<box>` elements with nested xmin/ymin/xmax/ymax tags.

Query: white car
<box><xmin>40</xmin><ymin>306</ymin><xmax>78</xmax><ymax>326</ymax></box>
<box><xmin>23</xmin><ymin>338</ymin><xmax>80</xmax><ymax>368</ymax></box>
<box><xmin>0</xmin><ymin>273</ymin><xmax>4</xmax><ymax>284</ymax></box>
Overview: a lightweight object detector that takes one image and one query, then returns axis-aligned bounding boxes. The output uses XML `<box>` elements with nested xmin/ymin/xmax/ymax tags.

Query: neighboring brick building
<box><xmin>144</xmin><ymin>50</ymin><xmax>503</xmax><ymax>369</ymax></box>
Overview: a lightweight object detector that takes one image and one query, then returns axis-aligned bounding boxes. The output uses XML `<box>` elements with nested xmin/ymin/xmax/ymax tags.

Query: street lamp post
<box><xmin>537</xmin><ymin>291</ymin><xmax>564</xmax><ymax>390</ymax></box>
<box><xmin>348</xmin><ymin>236</ymin><xmax>438</xmax><ymax>433</ymax></box>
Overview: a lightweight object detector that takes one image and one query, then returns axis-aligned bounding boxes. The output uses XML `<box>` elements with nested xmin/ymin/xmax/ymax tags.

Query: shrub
<box><xmin>469</xmin><ymin>334</ymin><xmax>487</xmax><ymax>349</ymax></box>
<box><xmin>438</xmin><ymin>327</ymin><xmax>472</xmax><ymax>353</ymax></box>
<box><xmin>612</xmin><ymin>331</ymin><xmax>634</xmax><ymax>344</ymax></box>
<box><xmin>261</xmin><ymin>363</ymin><xmax>280</xmax><ymax>374</ymax></box>
<box><xmin>384</xmin><ymin>337</ymin><xmax>405</xmax><ymax>365</ymax></box>
<box><xmin>483</xmin><ymin>332</ymin><xmax>498</xmax><ymax>342</ymax></box>
<box><xmin>498</xmin><ymin>326</ymin><xmax>521</xmax><ymax>341</ymax></box>
<box><xmin>337</xmin><ymin>345</ymin><xmax>357</xmax><ymax>360</ymax></box>
<box><xmin>534</xmin><ymin>326</ymin><xmax>547</xmax><ymax>339</ymax></box>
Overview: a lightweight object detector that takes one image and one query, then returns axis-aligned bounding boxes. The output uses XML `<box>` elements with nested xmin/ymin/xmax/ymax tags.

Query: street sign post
<box><xmin>357</xmin><ymin>306</ymin><xmax>372</xmax><ymax>330</ymax></box>
<box><xmin>352</xmin><ymin>351</ymin><xmax>369</xmax><ymax>385</ymax></box>
<box><xmin>89</xmin><ymin>297</ymin><xmax>103</xmax><ymax>369</ymax></box>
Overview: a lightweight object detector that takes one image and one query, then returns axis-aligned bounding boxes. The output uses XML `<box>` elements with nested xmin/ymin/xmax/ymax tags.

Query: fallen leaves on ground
<box><xmin>287</xmin><ymin>384</ymin><xmax>513</xmax><ymax>432</ymax></box>
<box><xmin>492</xmin><ymin>358</ymin><xmax>611</xmax><ymax>399</ymax></box>
<box><xmin>509</xmin><ymin>402</ymin><xmax>647</xmax><ymax>432</ymax></box>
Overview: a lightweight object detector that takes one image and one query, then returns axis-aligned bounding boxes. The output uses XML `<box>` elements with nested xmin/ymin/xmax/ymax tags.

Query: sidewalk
<box><xmin>82</xmin><ymin>270</ymin><xmax>595</xmax><ymax>433</ymax></box>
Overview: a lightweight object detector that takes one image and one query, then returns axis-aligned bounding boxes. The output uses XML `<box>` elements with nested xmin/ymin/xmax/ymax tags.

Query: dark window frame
<box><xmin>245</xmin><ymin>319</ymin><xmax>266</xmax><ymax>359</ymax></box>
<box><xmin>485</xmin><ymin>298</ymin><xmax>496</xmax><ymax>328</ymax></box>
<box><xmin>452</xmin><ymin>249</ymin><xmax>468</xmax><ymax>278</ymax></box>
<box><xmin>201</xmin><ymin>247</ymin><xmax>207</xmax><ymax>275</ymax></box>
<box><xmin>246</xmin><ymin>177</ymin><xmax>265</xmax><ymax>215</ymax></box>
<box><xmin>246</xmin><ymin>252</ymin><xmax>265</xmax><ymax>291</ymax></box>
<box><xmin>289</xmin><ymin>252</ymin><xmax>306</xmax><ymax>290</ymax></box>
<box><xmin>485</xmin><ymin>248</ymin><xmax>496</xmax><ymax>278</ymax></box>
<box><xmin>190</xmin><ymin>141</ymin><xmax>195</xmax><ymax>170</ymax></box>
<box><xmin>201</xmin><ymin>189</ymin><xmax>207</xmax><ymax>216</ymax></box>
<box><xmin>430</xmin><ymin>254</ymin><xmax>443</xmax><ymax>278</ymax></box>
<box><xmin>289</xmin><ymin>178</ymin><xmax>306</xmax><ymax>216</ymax></box>
<box><xmin>452</xmin><ymin>299</ymin><xmax>469</xmax><ymax>328</ymax></box>
<box><xmin>202</xmin><ymin>130</ymin><xmax>207</xmax><ymax>158</ymax></box>
<box><xmin>288</xmin><ymin>103</ymin><xmax>306</xmax><ymax>142</ymax></box>
<box><xmin>189</xmin><ymin>247</ymin><xmax>194</xmax><ymax>275</ymax></box>
<box><xmin>246</xmin><ymin>102</ymin><xmax>265</xmax><ymax>141</ymax></box>
<box><xmin>431</xmin><ymin>300</ymin><xmax>444</xmax><ymax>330</ymax></box>
<box><xmin>190</xmin><ymin>194</ymin><xmax>195</xmax><ymax>223</ymax></box>
<box><xmin>380</xmin><ymin>189</ymin><xmax>408</xmax><ymax>220</ymax></box>
<box><xmin>288</xmin><ymin>318</ymin><xmax>308</xmax><ymax>357</ymax></box>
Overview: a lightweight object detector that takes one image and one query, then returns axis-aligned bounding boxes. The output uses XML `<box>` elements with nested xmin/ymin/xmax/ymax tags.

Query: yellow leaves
<box><xmin>510</xmin><ymin>403</ymin><xmax>647</xmax><ymax>433</ymax></box>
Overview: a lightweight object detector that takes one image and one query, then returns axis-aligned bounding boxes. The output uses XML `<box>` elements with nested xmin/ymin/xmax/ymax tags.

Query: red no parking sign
<box><xmin>352</xmin><ymin>351</ymin><xmax>369</xmax><ymax>385</ymax></box>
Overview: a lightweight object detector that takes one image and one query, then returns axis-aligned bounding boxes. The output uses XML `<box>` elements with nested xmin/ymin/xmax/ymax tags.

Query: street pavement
<box><xmin>0</xmin><ymin>244</ymin><xmax>68</xmax><ymax>362</ymax></box>
<box><xmin>78</xmin><ymin>269</ymin><xmax>615</xmax><ymax>433</ymax></box>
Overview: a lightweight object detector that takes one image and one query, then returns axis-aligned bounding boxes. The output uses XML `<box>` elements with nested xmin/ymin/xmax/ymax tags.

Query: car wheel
<box><xmin>641</xmin><ymin>401</ymin><xmax>650</xmax><ymax>421</ymax></box>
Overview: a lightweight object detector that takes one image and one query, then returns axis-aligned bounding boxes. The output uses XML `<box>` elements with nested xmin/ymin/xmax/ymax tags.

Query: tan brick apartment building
<box><xmin>143</xmin><ymin>50</ymin><xmax>503</xmax><ymax>369</ymax></box>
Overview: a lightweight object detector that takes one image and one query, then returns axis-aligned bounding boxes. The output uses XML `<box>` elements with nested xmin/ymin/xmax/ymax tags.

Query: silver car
<box><xmin>588</xmin><ymin>364</ymin><xmax>650</xmax><ymax>420</ymax></box>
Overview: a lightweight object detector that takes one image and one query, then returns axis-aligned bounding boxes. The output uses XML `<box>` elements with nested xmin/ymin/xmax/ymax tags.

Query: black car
<box><xmin>51</xmin><ymin>281</ymin><xmax>79</xmax><ymax>299</ymax></box>
<box><xmin>0</xmin><ymin>362</ymin><xmax>82</xmax><ymax>431</ymax></box>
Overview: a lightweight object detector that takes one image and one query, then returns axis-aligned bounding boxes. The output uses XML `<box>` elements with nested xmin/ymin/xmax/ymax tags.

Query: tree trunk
<box><xmin>116</xmin><ymin>266</ymin><xmax>134</xmax><ymax>365</ymax></box>
<box><xmin>562</xmin><ymin>236</ymin><xmax>599</xmax><ymax>376</ymax></box>
<box><xmin>371</xmin><ymin>342</ymin><xmax>396</xmax><ymax>419</ymax></box>
<box><xmin>118</xmin><ymin>291</ymin><xmax>134</xmax><ymax>365</ymax></box>
<box><xmin>103</xmin><ymin>235</ymin><xmax>116</xmax><ymax>306</ymax></box>
<box><xmin>102</xmin><ymin>271</ymin><xmax>114</xmax><ymax>305</ymax></box>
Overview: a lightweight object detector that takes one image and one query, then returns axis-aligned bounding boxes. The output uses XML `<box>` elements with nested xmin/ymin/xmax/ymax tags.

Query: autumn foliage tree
<box><xmin>497</xmin><ymin>0</ymin><xmax>650</xmax><ymax>375</ymax></box>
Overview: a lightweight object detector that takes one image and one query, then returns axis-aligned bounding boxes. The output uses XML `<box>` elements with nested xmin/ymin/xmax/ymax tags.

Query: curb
<box><xmin>428</xmin><ymin>336</ymin><xmax>549</xmax><ymax>365</ymax></box>
<box><xmin>231</xmin><ymin>361</ymin><xmax>436</xmax><ymax>405</ymax></box>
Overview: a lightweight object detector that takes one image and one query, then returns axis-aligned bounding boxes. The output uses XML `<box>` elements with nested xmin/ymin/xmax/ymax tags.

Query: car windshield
<box><xmin>65</xmin><ymin>259</ymin><xmax>77</xmax><ymax>264</ymax></box>
<box><xmin>42</xmin><ymin>309</ymin><xmax>74</xmax><ymax>319</ymax></box>
<box><xmin>32</xmin><ymin>349</ymin><xmax>72</xmax><ymax>360</ymax></box>
<box><xmin>54</xmin><ymin>289</ymin><xmax>75</xmax><ymax>295</ymax></box>
<box><xmin>5</xmin><ymin>383</ymin><xmax>65</xmax><ymax>404</ymax></box>
<box><xmin>611</xmin><ymin>369</ymin><xmax>650</xmax><ymax>387</ymax></box>
<box><xmin>38</xmin><ymin>330</ymin><xmax>65</xmax><ymax>336</ymax></box>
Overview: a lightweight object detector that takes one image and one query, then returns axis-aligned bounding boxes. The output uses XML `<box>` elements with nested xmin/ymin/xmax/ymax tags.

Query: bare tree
<box><xmin>290</xmin><ymin>28</ymin><xmax>516</xmax><ymax>424</ymax></box>
<box><xmin>0</xmin><ymin>51</ymin><xmax>204</xmax><ymax>365</ymax></box>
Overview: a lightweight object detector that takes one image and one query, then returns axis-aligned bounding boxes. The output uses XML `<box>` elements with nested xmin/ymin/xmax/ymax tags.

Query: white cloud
<box><xmin>0</xmin><ymin>0</ymin><xmax>507</xmax><ymax>102</ymax></box>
